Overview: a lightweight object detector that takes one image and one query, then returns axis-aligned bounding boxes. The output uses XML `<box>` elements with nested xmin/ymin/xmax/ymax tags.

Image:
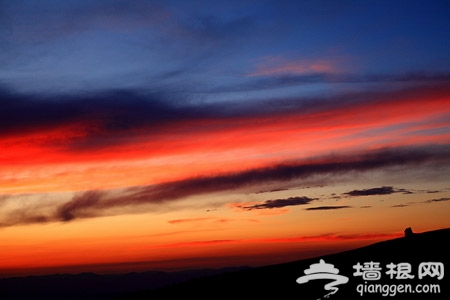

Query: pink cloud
<box><xmin>247</xmin><ymin>55</ymin><xmax>339</xmax><ymax>77</ymax></box>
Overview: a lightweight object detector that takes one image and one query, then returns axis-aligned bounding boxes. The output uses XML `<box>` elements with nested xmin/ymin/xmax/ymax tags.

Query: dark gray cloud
<box><xmin>57</xmin><ymin>190</ymin><xmax>104</xmax><ymax>221</ymax></box>
<box><xmin>0</xmin><ymin>89</ymin><xmax>205</xmax><ymax>136</ymax></box>
<box><xmin>425</xmin><ymin>197</ymin><xmax>450</xmax><ymax>203</ymax></box>
<box><xmin>344</xmin><ymin>186</ymin><xmax>414</xmax><ymax>197</ymax></box>
<box><xmin>397</xmin><ymin>188</ymin><xmax>414</xmax><ymax>195</ymax></box>
<box><xmin>389</xmin><ymin>197</ymin><xmax>450</xmax><ymax>209</ymax></box>
<box><xmin>1</xmin><ymin>83</ymin><xmax>449</xmax><ymax>151</ymax></box>
<box><xmin>345</xmin><ymin>186</ymin><xmax>397</xmax><ymax>197</ymax></box>
<box><xmin>241</xmin><ymin>196</ymin><xmax>316</xmax><ymax>210</ymax></box>
<box><xmin>306</xmin><ymin>206</ymin><xmax>351</xmax><ymax>211</ymax></box>
<box><xmin>391</xmin><ymin>204</ymin><xmax>409</xmax><ymax>208</ymax></box>
<box><xmin>47</xmin><ymin>143</ymin><xmax>450</xmax><ymax>220</ymax></box>
<box><xmin>0</xmin><ymin>144</ymin><xmax>449</xmax><ymax>226</ymax></box>
<box><xmin>255</xmin><ymin>188</ymin><xmax>289</xmax><ymax>194</ymax></box>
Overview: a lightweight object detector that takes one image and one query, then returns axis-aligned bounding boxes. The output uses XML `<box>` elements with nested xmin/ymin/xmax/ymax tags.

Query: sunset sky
<box><xmin>1</xmin><ymin>0</ymin><xmax>449</xmax><ymax>277</ymax></box>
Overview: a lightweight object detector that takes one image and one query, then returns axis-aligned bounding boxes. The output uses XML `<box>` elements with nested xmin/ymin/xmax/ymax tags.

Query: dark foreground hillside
<box><xmin>0</xmin><ymin>267</ymin><xmax>248</xmax><ymax>300</ymax></box>
<box><xmin>118</xmin><ymin>228</ymin><xmax>449</xmax><ymax>300</ymax></box>
<box><xmin>1</xmin><ymin>228</ymin><xmax>448</xmax><ymax>300</ymax></box>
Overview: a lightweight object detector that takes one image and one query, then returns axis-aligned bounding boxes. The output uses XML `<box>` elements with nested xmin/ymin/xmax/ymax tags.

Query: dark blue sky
<box><xmin>1</xmin><ymin>0</ymin><xmax>449</xmax><ymax>103</ymax></box>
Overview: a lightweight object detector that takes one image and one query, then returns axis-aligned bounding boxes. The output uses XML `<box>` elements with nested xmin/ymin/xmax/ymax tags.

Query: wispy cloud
<box><xmin>57</xmin><ymin>190</ymin><xmax>104</xmax><ymax>221</ymax></box>
<box><xmin>247</xmin><ymin>56</ymin><xmax>340</xmax><ymax>77</ymax></box>
<box><xmin>390</xmin><ymin>197</ymin><xmax>450</xmax><ymax>208</ymax></box>
<box><xmin>0</xmin><ymin>0</ymin><xmax>261</xmax><ymax>94</ymax></box>
<box><xmin>213</xmin><ymin>72</ymin><xmax>450</xmax><ymax>94</ymax></box>
<box><xmin>157</xmin><ymin>239</ymin><xmax>237</xmax><ymax>248</ymax></box>
<box><xmin>391</xmin><ymin>204</ymin><xmax>409</xmax><ymax>208</ymax></box>
<box><xmin>168</xmin><ymin>218</ymin><xmax>214</xmax><ymax>224</ymax></box>
<box><xmin>167</xmin><ymin>217</ymin><xmax>247</xmax><ymax>224</ymax></box>
<box><xmin>156</xmin><ymin>232</ymin><xmax>402</xmax><ymax>248</ymax></box>
<box><xmin>425</xmin><ymin>197</ymin><xmax>450</xmax><ymax>203</ymax></box>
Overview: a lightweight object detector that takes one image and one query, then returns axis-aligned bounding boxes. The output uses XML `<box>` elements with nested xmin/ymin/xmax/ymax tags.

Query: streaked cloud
<box><xmin>168</xmin><ymin>218</ymin><xmax>214</xmax><ymax>224</ymax></box>
<box><xmin>167</xmin><ymin>217</ymin><xmax>247</xmax><ymax>224</ymax></box>
<box><xmin>247</xmin><ymin>56</ymin><xmax>340</xmax><ymax>77</ymax></box>
<box><xmin>425</xmin><ymin>197</ymin><xmax>450</xmax><ymax>203</ymax></box>
<box><xmin>155</xmin><ymin>232</ymin><xmax>402</xmax><ymax>249</ymax></box>
<box><xmin>1</xmin><ymin>144</ymin><xmax>449</xmax><ymax>227</ymax></box>
<box><xmin>239</xmin><ymin>196</ymin><xmax>316</xmax><ymax>210</ymax></box>
<box><xmin>1</xmin><ymin>84</ymin><xmax>449</xmax><ymax>165</ymax></box>
<box><xmin>391</xmin><ymin>204</ymin><xmax>409</xmax><ymax>208</ymax></box>
<box><xmin>390</xmin><ymin>197</ymin><xmax>450</xmax><ymax>208</ymax></box>
<box><xmin>306</xmin><ymin>206</ymin><xmax>351</xmax><ymax>211</ymax></box>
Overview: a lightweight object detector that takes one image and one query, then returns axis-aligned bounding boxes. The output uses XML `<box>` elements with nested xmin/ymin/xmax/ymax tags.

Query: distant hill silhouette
<box><xmin>0</xmin><ymin>267</ymin><xmax>248</xmax><ymax>300</ymax></box>
<box><xmin>117</xmin><ymin>228</ymin><xmax>449</xmax><ymax>300</ymax></box>
<box><xmin>1</xmin><ymin>228</ymin><xmax>448</xmax><ymax>300</ymax></box>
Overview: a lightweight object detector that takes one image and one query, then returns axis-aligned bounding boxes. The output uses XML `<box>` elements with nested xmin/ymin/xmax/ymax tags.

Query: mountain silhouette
<box><xmin>0</xmin><ymin>267</ymin><xmax>248</xmax><ymax>300</ymax></box>
<box><xmin>1</xmin><ymin>228</ymin><xmax>448</xmax><ymax>300</ymax></box>
<box><xmin>117</xmin><ymin>228</ymin><xmax>449</xmax><ymax>300</ymax></box>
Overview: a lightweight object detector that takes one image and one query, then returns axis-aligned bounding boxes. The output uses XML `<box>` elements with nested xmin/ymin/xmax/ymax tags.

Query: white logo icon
<box><xmin>296</xmin><ymin>259</ymin><xmax>349</xmax><ymax>299</ymax></box>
